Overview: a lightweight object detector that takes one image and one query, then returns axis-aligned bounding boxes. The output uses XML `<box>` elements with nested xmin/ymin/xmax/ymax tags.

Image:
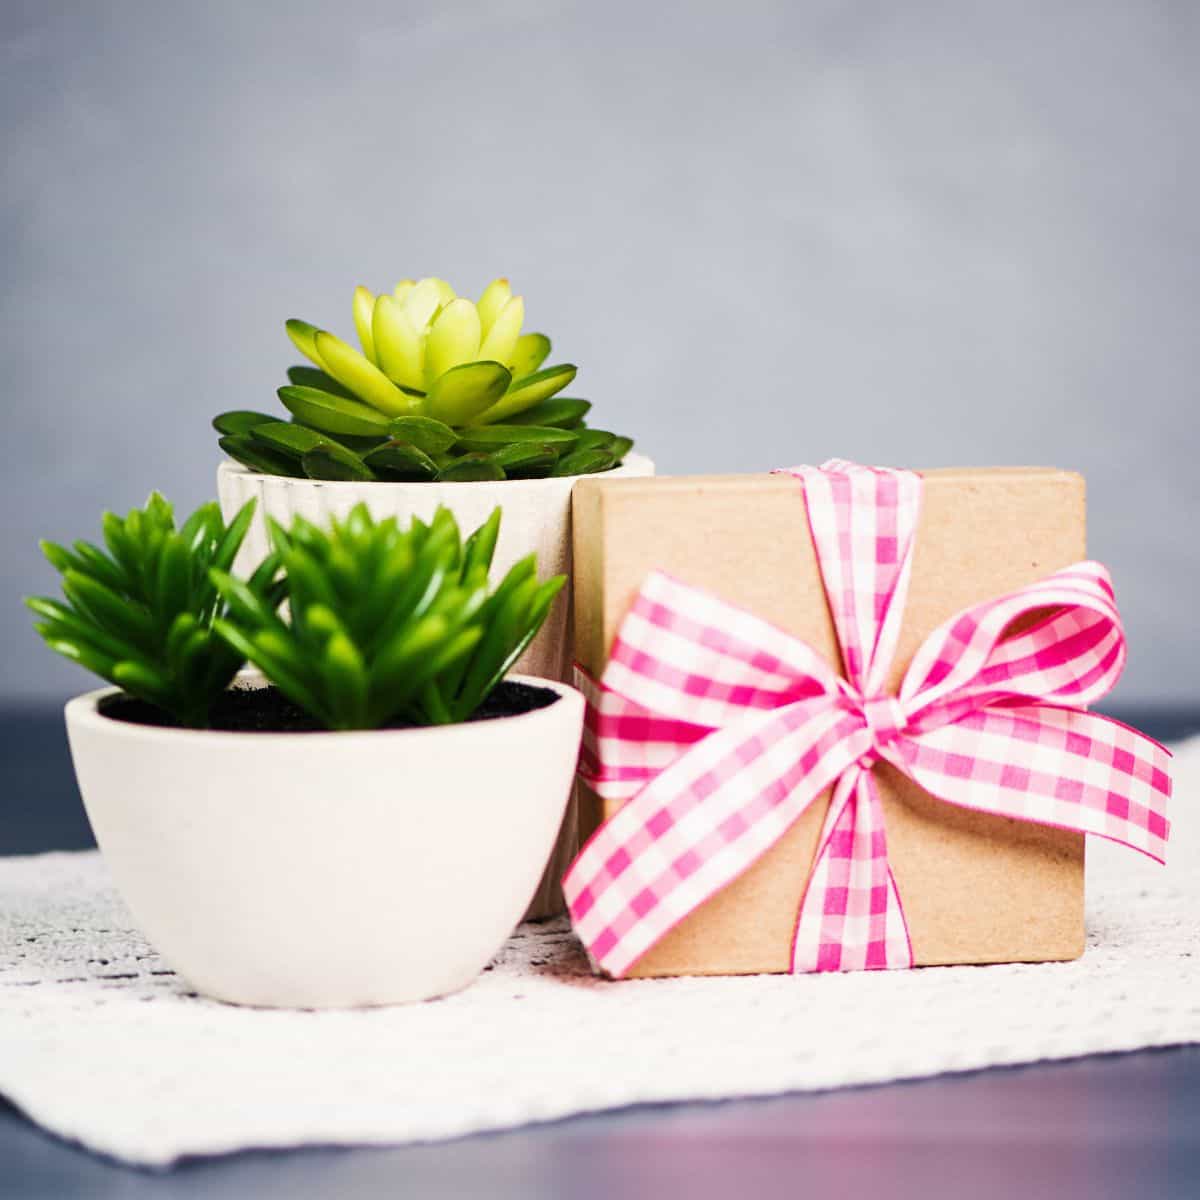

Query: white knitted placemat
<box><xmin>2</xmin><ymin>739</ymin><xmax>1197</xmax><ymax>1168</ymax></box>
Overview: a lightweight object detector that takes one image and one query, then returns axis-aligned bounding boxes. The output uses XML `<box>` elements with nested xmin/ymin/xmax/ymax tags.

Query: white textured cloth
<box><xmin>1</xmin><ymin>739</ymin><xmax>1197</xmax><ymax>1167</ymax></box>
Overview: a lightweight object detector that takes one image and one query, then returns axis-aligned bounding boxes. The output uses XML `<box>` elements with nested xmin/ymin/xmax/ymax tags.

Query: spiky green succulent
<box><xmin>27</xmin><ymin>494</ymin><xmax>284</xmax><ymax>728</ymax></box>
<box><xmin>211</xmin><ymin>503</ymin><xmax>564</xmax><ymax>730</ymax></box>
<box><xmin>214</xmin><ymin>277</ymin><xmax>634</xmax><ymax>482</ymax></box>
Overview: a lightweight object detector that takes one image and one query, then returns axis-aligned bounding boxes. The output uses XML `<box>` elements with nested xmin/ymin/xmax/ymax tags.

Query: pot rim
<box><xmin>217</xmin><ymin>452</ymin><xmax>654</xmax><ymax>493</ymax></box>
<box><xmin>64</xmin><ymin>671</ymin><xmax>583</xmax><ymax>748</ymax></box>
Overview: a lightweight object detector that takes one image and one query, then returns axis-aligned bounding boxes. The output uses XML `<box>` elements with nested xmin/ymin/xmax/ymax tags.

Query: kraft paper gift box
<box><xmin>570</xmin><ymin>467</ymin><xmax>1093</xmax><ymax>978</ymax></box>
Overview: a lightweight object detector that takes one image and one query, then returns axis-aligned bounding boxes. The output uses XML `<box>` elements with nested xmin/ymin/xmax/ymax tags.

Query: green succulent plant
<box><xmin>214</xmin><ymin>277</ymin><xmax>634</xmax><ymax>482</ymax></box>
<box><xmin>211</xmin><ymin>503</ymin><xmax>564</xmax><ymax>730</ymax></box>
<box><xmin>27</xmin><ymin>494</ymin><xmax>285</xmax><ymax>728</ymax></box>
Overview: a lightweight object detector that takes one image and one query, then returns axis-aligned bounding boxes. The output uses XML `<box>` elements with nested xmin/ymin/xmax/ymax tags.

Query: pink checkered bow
<box><xmin>563</xmin><ymin>460</ymin><xmax>1172</xmax><ymax>979</ymax></box>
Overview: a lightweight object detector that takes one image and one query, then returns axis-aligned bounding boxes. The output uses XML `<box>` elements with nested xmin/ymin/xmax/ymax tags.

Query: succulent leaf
<box><xmin>476</xmin><ymin>277</ymin><xmax>512</xmax><ymax>334</ymax></box>
<box><xmin>112</xmin><ymin>660</ymin><xmax>172</xmax><ymax>704</ymax></box>
<box><xmin>319</xmin><ymin>631</ymin><xmax>369</xmax><ymax>729</ymax></box>
<box><xmin>461</xmin><ymin>507</ymin><xmax>501</xmax><ymax>577</ymax></box>
<box><xmin>301</xmin><ymin>443</ymin><xmax>376</xmax><ymax>482</ymax></box>
<box><xmin>478</xmin><ymin>295</ymin><xmax>524</xmax><ymax>366</ymax></box>
<box><xmin>220</xmin><ymin>434</ymin><xmax>304</xmax><ymax>477</ymax></box>
<box><xmin>608</xmin><ymin>435</ymin><xmax>634</xmax><ymax>461</ymax></box>
<box><xmin>69</xmin><ymin>540</ymin><xmax>130</xmax><ymax>593</ymax></box>
<box><xmin>403</xmin><ymin>277</ymin><xmax>451</xmax><ymax>330</ymax></box>
<box><xmin>489</xmin><ymin>446</ymin><xmax>558</xmax><ymax>478</ymax></box>
<box><xmin>250</xmin><ymin>421</ymin><xmax>340</xmax><ymax>459</ymax></box>
<box><xmin>371</xmin><ymin>294</ymin><xmax>425</xmax><ymax>390</ymax></box>
<box><xmin>213</xmin><ymin>410</ymin><xmax>277</xmax><ymax>436</ymax></box>
<box><xmin>285</xmin><ymin>366</ymin><xmax>357</xmax><ymax>399</ymax></box>
<box><xmin>429</xmin><ymin>278</ymin><xmax>457</xmax><ymax>305</ymax></box>
<box><xmin>285</xmin><ymin>319</ymin><xmax>325</xmax><ymax>367</ymax></box>
<box><xmin>453</xmin><ymin>562</ymin><xmax>540</xmax><ymax>713</ymax></box>
<box><xmin>571</xmin><ymin>428</ymin><xmax>617</xmax><ymax>452</ymax></box>
<box><xmin>314</xmin><ymin>331</ymin><xmax>416</xmax><ymax>417</ymax></box>
<box><xmin>361</xmin><ymin>440</ymin><xmax>438</xmax><ymax>481</ymax></box>
<box><xmin>211</xmin><ymin>501</ymin><xmax>260</xmax><ymax>574</ymax></box>
<box><xmin>61</xmin><ymin>571</ymin><xmax>157</xmax><ymax>652</ymax></box>
<box><xmin>386</xmin><ymin>415</ymin><xmax>458</xmax><ymax>456</ymax></box>
<box><xmin>38</xmin><ymin>540</ymin><xmax>83</xmax><ymax>577</ymax></box>
<box><xmin>425</xmin><ymin>360</ymin><xmax>511</xmax><ymax>426</ymax></box>
<box><xmin>41</xmin><ymin>635</ymin><xmax>119</xmax><ymax>680</ymax></box>
<box><xmin>209</xmin><ymin>568</ymin><xmax>288</xmax><ymax>633</ymax></box>
<box><xmin>508</xmin><ymin>332</ymin><xmax>552</xmax><ymax>378</ymax></box>
<box><xmin>454</xmin><ymin>424</ymin><xmax>579</xmax><ymax>451</ymax></box>
<box><xmin>99</xmin><ymin>511</ymin><xmax>136</xmax><ymax>567</ymax></box>
<box><xmin>277</xmin><ymin>385</ymin><xmax>392</xmax><ymax>437</ymax></box>
<box><xmin>436</xmin><ymin>454</ymin><xmax>506</xmax><ymax>483</ymax></box>
<box><xmin>502</xmin><ymin>397</ymin><xmax>592</xmax><ymax>428</ymax></box>
<box><xmin>423</xmin><ymin>299</ymin><xmax>482</xmax><ymax>388</ymax></box>
<box><xmin>282</xmin><ymin>421</ymin><xmax>386</xmax><ymax>456</ymax></box>
<box><xmin>154</xmin><ymin>536</ymin><xmax>192</xmax><ymax>634</ymax></box>
<box><xmin>352</xmin><ymin>286</ymin><xmax>378</xmax><ymax>363</ymax></box>
<box><xmin>474</xmin><ymin>364</ymin><xmax>577</xmax><ymax>423</ymax></box>
<box><xmin>552</xmin><ymin>447</ymin><xmax>617</xmax><ymax>476</ymax></box>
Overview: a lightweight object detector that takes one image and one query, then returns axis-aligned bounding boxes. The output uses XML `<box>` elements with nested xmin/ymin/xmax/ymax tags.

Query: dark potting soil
<box><xmin>98</xmin><ymin>680</ymin><xmax>560</xmax><ymax>733</ymax></box>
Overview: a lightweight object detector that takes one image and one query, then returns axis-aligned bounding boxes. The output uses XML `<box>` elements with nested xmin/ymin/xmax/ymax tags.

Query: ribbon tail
<box><xmin>791</xmin><ymin>768</ymin><xmax>913</xmax><ymax>973</ymax></box>
<box><xmin>890</xmin><ymin>706</ymin><xmax>1171</xmax><ymax>863</ymax></box>
<box><xmin>565</xmin><ymin>699</ymin><xmax>867</xmax><ymax>978</ymax></box>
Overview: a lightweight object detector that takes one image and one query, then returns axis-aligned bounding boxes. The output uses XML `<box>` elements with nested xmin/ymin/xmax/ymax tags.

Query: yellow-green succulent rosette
<box><xmin>215</xmin><ymin>277</ymin><xmax>633</xmax><ymax>482</ymax></box>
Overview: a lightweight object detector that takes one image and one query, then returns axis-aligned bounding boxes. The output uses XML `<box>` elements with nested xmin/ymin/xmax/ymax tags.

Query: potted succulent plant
<box><xmin>29</xmin><ymin>494</ymin><xmax>584</xmax><ymax>1008</ymax></box>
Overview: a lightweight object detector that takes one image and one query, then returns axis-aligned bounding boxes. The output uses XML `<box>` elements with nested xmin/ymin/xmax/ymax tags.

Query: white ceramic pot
<box><xmin>217</xmin><ymin>454</ymin><xmax>655</xmax><ymax>684</ymax></box>
<box><xmin>64</xmin><ymin>673</ymin><xmax>584</xmax><ymax>1009</ymax></box>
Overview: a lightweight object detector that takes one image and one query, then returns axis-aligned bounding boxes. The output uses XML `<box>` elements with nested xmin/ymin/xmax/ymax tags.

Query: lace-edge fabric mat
<box><xmin>1</xmin><ymin>739</ymin><xmax>1197</xmax><ymax>1167</ymax></box>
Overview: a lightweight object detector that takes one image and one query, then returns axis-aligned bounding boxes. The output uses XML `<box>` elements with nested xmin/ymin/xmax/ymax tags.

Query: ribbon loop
<box><xmin>602</xmin><ymin>571</ymin><xmax>842</xmax><ymax>732</ymax></box>
<box><xmin>900</xmin><ymin>563</ymin><xmax>1127</xmax><ymax>728</ymax></box>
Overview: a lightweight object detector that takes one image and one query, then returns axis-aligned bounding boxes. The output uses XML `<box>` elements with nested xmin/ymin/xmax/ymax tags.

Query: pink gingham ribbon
<box><xmin>563</xmin><ymin>460</ymin><xmax>1172</xmax><ymax>978</ymax></box>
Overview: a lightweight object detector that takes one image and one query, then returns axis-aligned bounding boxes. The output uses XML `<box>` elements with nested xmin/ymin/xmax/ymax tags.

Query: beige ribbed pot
<box><xmin>217</xmin><ymin>454</ymin><xmax>655</xmax><ymax>917</ymax></box>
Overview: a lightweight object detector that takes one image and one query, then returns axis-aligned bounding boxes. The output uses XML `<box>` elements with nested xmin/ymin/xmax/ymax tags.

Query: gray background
<box><xmin>3</xmin><ymin>0</ymin><xmax>1196</xmax><ymax>706</ymax></box>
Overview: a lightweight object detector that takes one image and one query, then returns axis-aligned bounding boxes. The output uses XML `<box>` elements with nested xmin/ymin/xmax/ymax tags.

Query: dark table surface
<box><xmin>2</xmin><ymin>704</ymin><xmax>1198</xmax><ymax>1199</ymax></box>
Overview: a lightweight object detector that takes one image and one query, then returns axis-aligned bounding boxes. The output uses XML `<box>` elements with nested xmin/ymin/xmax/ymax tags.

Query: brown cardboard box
<box><xmin>572</xmin><ymin>468</ymin><xmax>1087</xmax><ymax>977</ymax></box>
